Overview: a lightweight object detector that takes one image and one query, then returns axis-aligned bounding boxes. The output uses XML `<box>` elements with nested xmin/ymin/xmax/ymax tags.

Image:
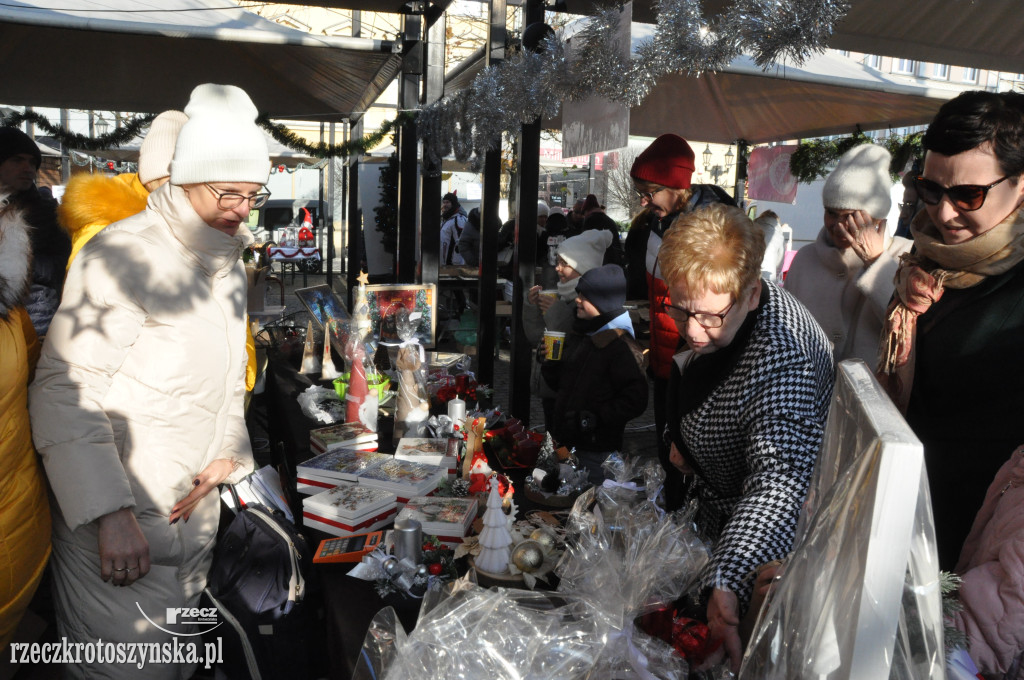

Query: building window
<box><xmin>895</xmin><ymin>59</ymin><xmax>916</xmax><ymax>74</ymax></box>
<box><xmin>932</xmin><ymin>63</ymin><xmax>949</xmax><ymax>79</ymax></box>
<box><xmin>864</xmin><ymin>54</ymin><xmax>881</xmax><ymax>69</ymax></box>
<box><xmin>962</xmin><ymin>67</ymin><xmax>979</xmax><ymax>83</ymax></box>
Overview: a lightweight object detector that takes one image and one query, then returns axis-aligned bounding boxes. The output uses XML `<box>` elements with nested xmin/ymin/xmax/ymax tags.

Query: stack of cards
<box><xmin>309</xmin><ymin>422</ymin><xmax>378</xmax><ymax>455</ymax></box>
<box><xmin>393</xmin><ymin>437</ymin><xmax>460</xmax><ymax>480</ymax></box>
<box><xmin>302</xmin><ymin>482</ymin><xmax>398</xmax><ymax>537</ymax></box>
<box><xmin>357</xmin><ymin>458</ymin><xmax>446</xmax><ymax>503</ymax></box>
<box><xmin>394</xmin><ymin>496</ymin><xmax>478</xmax><ymax>547</ymax></box>
<box><xmin>295</xmin><ymin>449</ymin><xmax>389</xmax><ymax>494</ymax></box>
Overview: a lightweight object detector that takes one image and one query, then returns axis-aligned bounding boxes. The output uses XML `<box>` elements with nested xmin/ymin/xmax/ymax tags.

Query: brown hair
<box><xmin>658</xmin><ymin>203</ymin><xmax>765</xmax><ymax>301</ymax></box>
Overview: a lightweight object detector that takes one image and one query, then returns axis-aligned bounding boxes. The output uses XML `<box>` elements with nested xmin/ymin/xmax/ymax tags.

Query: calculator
<box><xmin>313</xmin><ymin>531</ymin><xmax>383</xmax><ymax>564</ymax></box>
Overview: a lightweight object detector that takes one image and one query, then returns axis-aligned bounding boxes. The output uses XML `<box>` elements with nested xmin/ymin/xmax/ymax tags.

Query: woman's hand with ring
<box><xmin>98</xmin><ymin>508</ymin><xmax>151</xmax><ymax>586</ymax></box>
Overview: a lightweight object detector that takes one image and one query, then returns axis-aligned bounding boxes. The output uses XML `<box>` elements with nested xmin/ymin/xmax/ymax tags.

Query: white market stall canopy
<box><xmin>616</xmin><ymin>49</ymin><xmax>958</xmax><ymax>144</ymax></box>
<box><xmin>0</xmin><ymin>0</ymin><xmax>403</xmax><ymax>121</ymax></box>
<box><xmin>445</xmin><ymin>31</ymin><xmax>958</xmax><ymax>144</ymax></box>
<box><xmin>558</xmin><ymin>0</ymin><xmax>1024</xmax><ymax>75</ymax></box>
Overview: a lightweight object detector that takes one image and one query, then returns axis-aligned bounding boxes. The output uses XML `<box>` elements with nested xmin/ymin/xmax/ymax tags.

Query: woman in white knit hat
<box><xmin>784</xmin><ymin>143</ymin><xmax>912</xmax><ymax>363</ymax></box>
<box><xmin>523</xmin><ymin>228</ymin><xmax>614</xmax><ymax>428</ymax></box>
<box><xmin>30</xmin><ymin>83</ymin><xmax>270</xmax><ymax>679</ymax></box>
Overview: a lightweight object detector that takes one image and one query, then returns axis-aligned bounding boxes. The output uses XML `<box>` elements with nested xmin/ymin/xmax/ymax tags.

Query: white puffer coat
<box><xmin>29</xmin><ymin>183</ymin><xmax>254</xmax><ymax>679</ymax></box>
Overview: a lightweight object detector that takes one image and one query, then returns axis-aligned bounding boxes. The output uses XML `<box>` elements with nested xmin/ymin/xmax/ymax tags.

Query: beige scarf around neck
<box><xmin>878</xmin><ymin>206</ymin><xmax>1024</xmax><ymax>413</ymax></box>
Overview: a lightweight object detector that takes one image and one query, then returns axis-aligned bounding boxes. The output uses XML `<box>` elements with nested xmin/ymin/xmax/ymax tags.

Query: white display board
<box><xmin>741</xmin><ymin>360</ymin><xmax>945</xmax><ymax>680</ymax></box>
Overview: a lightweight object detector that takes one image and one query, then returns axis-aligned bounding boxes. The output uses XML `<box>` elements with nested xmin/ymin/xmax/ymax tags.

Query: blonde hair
<box><xmin>633</xmin><ymin>179</ymin><xmax>692</xmax><ymax>214</ymax></box>
<box><xmin>658</xmin><ymin>203</ymin><xmax>766</xmax><ymax>301</ymax></box>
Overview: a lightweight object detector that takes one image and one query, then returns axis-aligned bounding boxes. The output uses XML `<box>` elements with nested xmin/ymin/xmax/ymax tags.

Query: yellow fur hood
<box><xmin>57</xmin><ymin>173</ymin><xmax>149</xmax><ymax>270</ymax></box>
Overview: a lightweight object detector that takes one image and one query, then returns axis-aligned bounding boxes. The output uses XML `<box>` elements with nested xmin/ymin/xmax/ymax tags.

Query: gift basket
<box><xmin>354</xmin><ymin>455</ymin><xmax>715</xmax><ymax>680</ymax></box>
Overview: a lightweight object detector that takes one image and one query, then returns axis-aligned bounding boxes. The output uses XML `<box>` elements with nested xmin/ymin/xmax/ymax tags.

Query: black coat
<box><xmin>543</xmin><ymin>324</ymin><xmax>648</xmax><ymax>452</ymax></box>
<box><xmin>906</xmin><ymin>257</ymin><xmax>1024</xmax><ymax>569</ymax></box>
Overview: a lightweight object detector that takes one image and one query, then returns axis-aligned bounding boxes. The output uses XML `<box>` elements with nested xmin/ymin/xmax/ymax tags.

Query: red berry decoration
<box><xmin>428</xmin><ymin>562</ymin><xmax>443</xmax><ymax>576</ymax></box>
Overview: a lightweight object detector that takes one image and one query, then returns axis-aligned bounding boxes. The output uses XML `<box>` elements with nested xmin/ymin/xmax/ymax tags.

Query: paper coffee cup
<box><xmin>543</xmin><ymin>331</ymin><xmax>566</xmax><ymax>361</ymax></box>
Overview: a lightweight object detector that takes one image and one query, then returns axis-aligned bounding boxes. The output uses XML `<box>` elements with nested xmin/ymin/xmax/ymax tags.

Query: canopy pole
<box><xmin>476</xmin><ymin>0</ymin><xmax>507</xmax><ymax>388</ymax></box>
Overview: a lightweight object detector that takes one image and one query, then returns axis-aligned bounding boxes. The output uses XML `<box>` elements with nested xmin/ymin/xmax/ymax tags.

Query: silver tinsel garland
<box><xmin>417</xmin><ymin>0</ymin><xmax>849</xmax><ymax>161</ymax></box>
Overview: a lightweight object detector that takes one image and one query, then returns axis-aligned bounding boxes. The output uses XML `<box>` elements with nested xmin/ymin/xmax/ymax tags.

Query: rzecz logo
<box><xmin>137</xmin><ymin>604</ymin><xmax>221</xmax><ymax>636</ymax></box>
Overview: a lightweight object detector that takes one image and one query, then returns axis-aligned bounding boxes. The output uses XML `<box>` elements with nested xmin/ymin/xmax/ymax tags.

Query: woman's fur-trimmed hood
<box><xmin>57</xmin><ymin>173</ymin><xmax>148</xmax><ymax>241</ymax></box>
<box><xmin>0</xmin><ymin>192</ymin><xmax>32</xmax><ymax>318</ymax></box>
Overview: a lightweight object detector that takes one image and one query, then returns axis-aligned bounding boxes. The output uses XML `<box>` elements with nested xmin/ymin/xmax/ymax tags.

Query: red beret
<box><xmin>629</xmin><ymin>134</ymin><xmax>695</xmax><ymax>190</ymax></box>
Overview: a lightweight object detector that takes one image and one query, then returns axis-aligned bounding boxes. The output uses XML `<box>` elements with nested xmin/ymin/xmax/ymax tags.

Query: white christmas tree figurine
<box><xmin>353</xmin><ymin>271</ymin><xmax>372</xmax><ymax>341</ymax></box>
<box><xmin>475</xmin><ymin>477</ymin><xmax>513</xmax><ymax>574</ymax></box>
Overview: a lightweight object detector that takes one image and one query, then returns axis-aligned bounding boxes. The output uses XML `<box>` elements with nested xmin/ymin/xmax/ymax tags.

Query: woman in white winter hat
<box><xmin>30</xmin><ymin>83</ymin><xmax>269</xmax><ymax>679</ymax></box>
<box><xmin>784</xmin><ymin>143</ymin><xmax>912</xmax><ymax>363</ymax></box>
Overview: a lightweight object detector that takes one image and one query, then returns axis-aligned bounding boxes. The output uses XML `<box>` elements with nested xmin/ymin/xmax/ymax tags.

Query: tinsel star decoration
<box><xmin>417</xmin><ymin>0</ymin><xmax>849</xmax><ymax>166</ymax></box>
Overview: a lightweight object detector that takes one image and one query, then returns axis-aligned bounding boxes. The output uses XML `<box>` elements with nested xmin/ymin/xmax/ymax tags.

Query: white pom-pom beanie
<box><xmin>822</xmin><ymin>144</ymin><xmax>893</xmax><ymax>219</ymax></box>
<box><xmin>170</xmin><ymin>84</ymin><xmax>270</xmax><ymax>185</ymax></box>
<box><xmin>138</xmin><ymin>110</ymin><xmax>187</xmax><ymax>185</ymax></box>
<box><xmin>557</xmin><ymin>229</ymin><xmax>613</xmax><ymax>275</ymax></box>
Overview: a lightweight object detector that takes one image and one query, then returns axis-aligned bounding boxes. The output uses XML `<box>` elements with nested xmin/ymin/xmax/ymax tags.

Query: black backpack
<box><xmin>202</xmin><ymin>503</ymin><xmax>314</xmax><ymax>680</ymax></box>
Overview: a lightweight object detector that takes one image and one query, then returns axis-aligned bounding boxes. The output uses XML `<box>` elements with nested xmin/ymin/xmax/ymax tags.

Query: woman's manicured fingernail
<box><xmin>170</xmin><ymin>517</ymin><xmax>179</xmax><ymax>525</ymax></box>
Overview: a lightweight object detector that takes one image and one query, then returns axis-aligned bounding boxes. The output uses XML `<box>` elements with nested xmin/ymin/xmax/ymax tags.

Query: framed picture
<box><xmin>365</xmin><ymin>284</ymin><xmax>437</xmax><ymax>346</ymax></box>
<box><xmin>294</xmin><ymin>284</ymin><xmax>349</xmax><ymax>330</ymax></box>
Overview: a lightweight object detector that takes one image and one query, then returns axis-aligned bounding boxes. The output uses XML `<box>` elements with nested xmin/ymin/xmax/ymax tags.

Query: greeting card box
<box><xmin>394</xmin><ymin>437</ymin><xmax>458</xmax><ymax>479</ymax></box>
<box><xmin>302</xmin><ymin>507</ymin><xmax>397</xmax><ymax>538</ymax></box>
<box><xmin>357</xmin><ymin>458</ymin><xmax>445</xmax><ymax>503</ymax></box>
<box><xmin>303</xmin><ymin>482</ymin><xmax>397</xmax><ymax>522</ymax></box>
<box><xmin>296</xmin><ymin>450</ymin><xmax>388</xmax><ymax>488</ymax></box>
<box><xmin>309</xmin><ymin>422</ymin><xmax>378</xmax><ymax>453</ymax></box>
<box><xmin>395</xmin><ymin>496</ymin><xmax>478</xmax><ymax>539</ymax></box>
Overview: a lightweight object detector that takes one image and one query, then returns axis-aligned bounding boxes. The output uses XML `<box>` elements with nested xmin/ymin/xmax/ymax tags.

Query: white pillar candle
<box><xmin>447</xmin><ymin>397</ymin><xmax>466</xmax><ymax>426</ymax></box>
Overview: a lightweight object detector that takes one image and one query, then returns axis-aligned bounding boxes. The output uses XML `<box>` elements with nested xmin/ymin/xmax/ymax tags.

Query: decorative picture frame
<box><xmin>365</xmin><ymin>283</ymin><xmax>437</xmax><ymax>347</ymax></box>
<box><xmin>294</xmin><ymin>284</ymin><xmax>349</xmax><ymax>330</ymax></box>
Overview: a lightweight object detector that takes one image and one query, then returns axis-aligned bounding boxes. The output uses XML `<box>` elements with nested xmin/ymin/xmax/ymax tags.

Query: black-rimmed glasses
<box><xmin>635</xmin><ymin>186</ymin><xmax>667</xmax><ymax>202</ymax></box>
<box><xmin>661</xmin><ymin>298</ymin><xmax>736</xmax><ymax>329</ymax></box>
<box><xmin>204</xmin><ymin>183</ymin><xmax>271</xmax><ymax>210</ymax></box>
<box><xmin>913</xmin><ymin>175</ymin><xmax>1011</xmax><ymax>212</ymax></box>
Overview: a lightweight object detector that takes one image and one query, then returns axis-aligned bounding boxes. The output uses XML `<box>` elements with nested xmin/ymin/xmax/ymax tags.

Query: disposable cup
<box><xmin>542</xmin><ymin>331</ymin><xmax>566</xmax><ymax>361</ymax></box>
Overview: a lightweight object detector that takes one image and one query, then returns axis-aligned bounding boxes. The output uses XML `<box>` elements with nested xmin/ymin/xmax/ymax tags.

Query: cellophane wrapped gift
<box><xmin>354</xmin><ymin>483</ymin><xmax>711</xmax><ymax>679</ymax></box>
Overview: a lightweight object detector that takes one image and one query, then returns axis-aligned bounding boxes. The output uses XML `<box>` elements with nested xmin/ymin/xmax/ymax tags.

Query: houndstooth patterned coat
<box><xmin>671</xmin><ymin>283</ymin><xmax>834</xmax><ymax>610</ymax></box>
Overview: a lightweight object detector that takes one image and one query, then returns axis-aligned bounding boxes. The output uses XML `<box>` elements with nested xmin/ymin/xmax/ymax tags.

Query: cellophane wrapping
<box><xmin>355</xmin><ymin>458</ymin><xmax>711</xmax><ymax>680</ymax></box>
<box><xmin>740</xmin><ymin>360</ymin><xmax>944</xmax><ymax>679</ymax></box>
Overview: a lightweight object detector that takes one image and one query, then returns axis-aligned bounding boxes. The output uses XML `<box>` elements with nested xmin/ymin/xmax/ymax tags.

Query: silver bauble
<box><xmin>529</xmin><ymin>528</ymin><xmax>558</xmax><ymax>554</ymax></box>
<box><xmin>416</xmin><ymin>564</ymin><xmax>429</xmax><ymax>578</ymax></box>
<box><xmin>382</xmin><ymin>557</ymin><xmax>399</xmax><ymax>577</ymax></box>
<box><xmin>511</xmin><ymin>540</ymin><xmax>545</xmax><ymax>573</ymax></box>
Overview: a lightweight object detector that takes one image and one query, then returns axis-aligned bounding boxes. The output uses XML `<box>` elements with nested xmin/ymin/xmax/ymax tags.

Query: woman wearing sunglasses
<box><xmin>29</xmin><ymin>84</ymin><xmax>268</xmax><ymax>678</ymax></box>
<box><xmin>661</xmin><ymin>203</ymin><xmax>834</xmax><ymax>673</ymax></box>
<box><xmin>879</xmin><ymin>90</ymin><xmax>1024</xmax><ymax>573</ymax></box>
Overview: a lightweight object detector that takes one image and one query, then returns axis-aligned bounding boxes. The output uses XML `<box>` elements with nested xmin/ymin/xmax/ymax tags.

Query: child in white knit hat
<box><xmin>522</xmin><ymin>229</ymin><xmax>614</xmax><ymax>429</ymax></box>
<box><xmin>784</xmin><ymin>143</ymin><xmax>912</xmax><ymax>363</ymax></box>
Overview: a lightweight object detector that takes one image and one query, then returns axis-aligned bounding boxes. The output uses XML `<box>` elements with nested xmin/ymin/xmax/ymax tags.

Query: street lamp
<box><xmin>702</xmin><ymin>144</ymin><xmax>712</xmax><ymax>172</ymax></box>
<box><xmin>95</xmin><ymin>115</ymin><xmax>110</xmax><ymax>137</ymax></box>
<box><xmin>724</xmin><ymin>146</ymin><xmax>734</xmax><ymax>173</ymax></box>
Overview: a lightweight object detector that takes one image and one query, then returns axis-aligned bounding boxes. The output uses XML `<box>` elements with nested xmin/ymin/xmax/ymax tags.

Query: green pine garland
<box><xmin>0</xmin><ymin>108</ymin><xmax>418</xmax><ymax>159</ymax></box>
<box><xmin>0</xmin><ymin>110</ymin><xmax>155</xmax><ymax>150</ymax></box>
<box><xmin>790</xmin><ymin>127</ymin><xmax>923</xmax><ymax>184</ymax></box>
<box><xmin>257</xmin><ymin>111</ymin><xmax>417</xmax><ymax>159</ymax></box>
